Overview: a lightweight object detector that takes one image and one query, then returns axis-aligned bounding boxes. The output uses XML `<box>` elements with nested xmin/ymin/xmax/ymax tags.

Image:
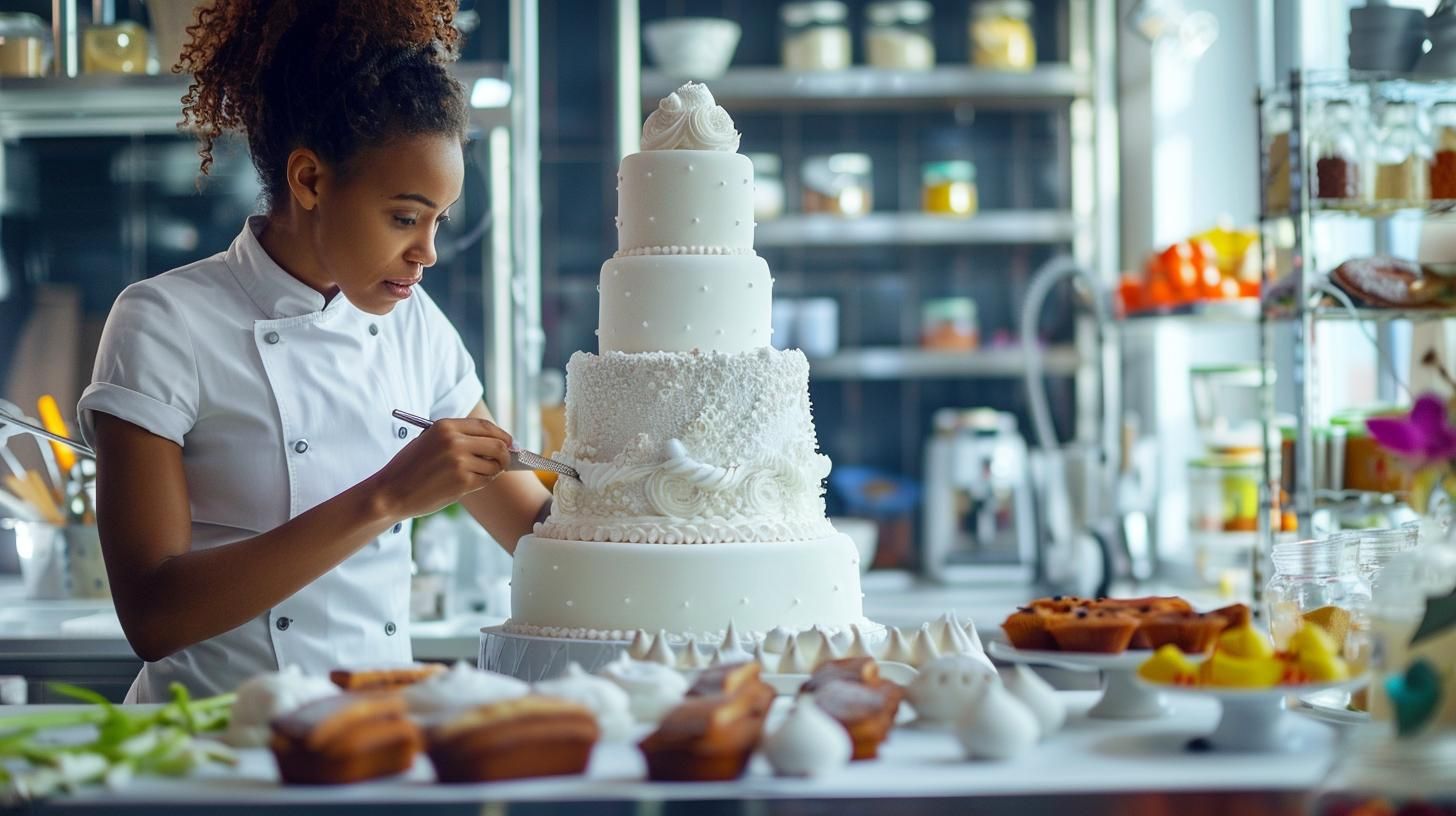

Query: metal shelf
<box><xmin>642</xmin><ymin>65</ymin><xmax>1090</xmax><ymax>111</ymax></box>
<box><xmin>1264</xmin><ymin>302</ymin><xmax>1456</xmax><ymax>323</ymax></box>
<box><xmin>0</xmin><ymin>63</ymin><xmax>510</xmax><ymax>139</ymax></box>
<box><xmin>809</xmin><ymin>346</ymin><xmax>1080</xmax><ymax>381</ymax></box>
<box><xmin>1262</xmin><ymin>200</ymin><xmax>1456</xmax><ymax>222</ymax></box>
<box><xmin>1122</xmin><ymin>299</ymin><xmax>1260</xmax><ymax>323</ymax></box>
<box><xmin>755</xmin><ymin>211</ymin><xmax>1078</xmax><ymax>247</ymax></box>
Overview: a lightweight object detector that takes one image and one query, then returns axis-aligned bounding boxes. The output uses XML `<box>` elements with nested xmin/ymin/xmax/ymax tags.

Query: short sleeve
<box><xmin>415</xmin><ymin>287</ymin><xmax>484</xmax><ymax>421</ymax></box>
<box><xmin>77</xmin><ymin>282</ymin><xmax>200</xmax><ymax>448</ymax></box>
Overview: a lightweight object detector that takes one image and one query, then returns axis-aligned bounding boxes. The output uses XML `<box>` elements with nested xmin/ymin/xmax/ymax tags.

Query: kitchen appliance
<box><xmin>921</xmin><ymin>408</ymin><xmax>1037</xmax><ymax>583</ymax></box>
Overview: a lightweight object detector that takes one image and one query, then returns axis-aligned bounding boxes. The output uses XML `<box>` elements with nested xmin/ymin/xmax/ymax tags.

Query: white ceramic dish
<box><xmin>643</xmin><ymin>17</ymin><xmax>741</xmax><ymax>80</ymax></box>
<box><xmin>1139</xmin><ymin>676</ymin><xmax>1367</xmax><ymax>753</ymax></box>
<box><xmin>988</xmin><ymin>641</ymin><xmax>1166</xmax><ymax>720</ymax></box>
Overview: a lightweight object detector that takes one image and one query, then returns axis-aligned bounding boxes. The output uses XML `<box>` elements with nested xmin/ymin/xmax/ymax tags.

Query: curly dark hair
<box><xmin>178</xmin><ymin>0</ymin><xmax>468</xmax><ymax>209</ymax></box>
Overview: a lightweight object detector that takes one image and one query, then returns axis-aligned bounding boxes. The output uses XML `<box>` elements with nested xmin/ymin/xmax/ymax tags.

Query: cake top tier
<box><xmin>640</xmin><ymin>82</ymin><xmax>740</xmax><ymax>153</ymax></box>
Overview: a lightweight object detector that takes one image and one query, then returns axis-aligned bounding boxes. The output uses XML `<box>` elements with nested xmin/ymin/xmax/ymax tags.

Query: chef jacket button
<box><xmin>293</xmin><ymin>439</ymin><xmax>309</xmax><ymax>454</ymax></box>
<box><xmin>264</xmin><ymin>331</ymin><xmax>280</xmax><ymax>345</ymax></box>
<box><xmin>369</xmin><ymin>324</ymin><xmax>379</xmax><ymax>336</ymax></box>
<box><xmin>275</xmin><ymin>617</ymin><xmax>291</xmax><ymax>631</ymax></box>
<box><xmin>392</xmin><ymin>522</ymin><xmax>402</xmax><ymax>534</ymax></box>
<box><xmin>384</xmin><ymin>621</ymin><xmax>397</xmax><ymax>636</ymax></box>
<box><xmin>397</xmin><ymin>427</ymin><xmax>408</xmax><ymax>439</ymax></box>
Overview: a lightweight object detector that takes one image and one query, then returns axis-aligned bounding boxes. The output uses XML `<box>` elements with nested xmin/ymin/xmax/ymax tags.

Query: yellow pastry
<box><xmin>1301</xmin><ymin>606</ymin><xmax>1352</xmax><ymax>652</ymax></box>
<box><xmin>1205</xmin><ymin>651</ymin><xmax>1285</xmax><ymax>688</ymax></box>
<box><xmin>1297</xmin><ymin>650</ymin><xmax>1350</xmax><ymax>683</ymax></box>
<box><xmin>1216</xmin><ymin>624</ymin><xmax>1275</xmax><ymax>660</ymax></box>
<box><xmin>1137</xmin><ymin>645</ymin><xmax>1200</xmax><ymax>686</ymax></box>
<box><xmin>1288</xmin><ymin>621</ymin><xmax>1342</xmax><ymax>661</ymax></box>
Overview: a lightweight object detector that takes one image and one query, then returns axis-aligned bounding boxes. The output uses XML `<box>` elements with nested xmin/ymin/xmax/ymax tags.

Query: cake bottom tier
<box><xmin>506</xmin><ymin>534</ymin><xmax>868</xmax><ymax>640</ymax></box>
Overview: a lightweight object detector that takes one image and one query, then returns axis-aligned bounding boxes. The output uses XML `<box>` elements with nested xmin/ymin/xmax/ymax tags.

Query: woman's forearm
<box><xmin>116</xmin><ymin>478</ymin><xmax>396</xmax><ymax>661</ymax></box>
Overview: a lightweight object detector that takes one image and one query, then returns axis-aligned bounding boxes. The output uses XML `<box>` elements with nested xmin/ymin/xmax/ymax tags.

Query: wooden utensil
<box><xmin>3</xmin><ymin>471</ymin><xmax>64</xmax><ymax>525</ymax></box>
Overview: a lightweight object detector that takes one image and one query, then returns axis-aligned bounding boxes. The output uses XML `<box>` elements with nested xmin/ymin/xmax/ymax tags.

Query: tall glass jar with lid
<box><xmin>865</xmin><ymin>1</ymin><xmax>934</xmax><ymax>70</ymax></box>
<box><xmin>969</xmin><ymin>0</ymin><xmax>1035</xmax><ymax>70</ymax></box>
<box><xmin>1312</xmin><ymin>99</ymin><xmax>1366</xmax><ymax>206</ymax></box>
<box><xmin>1263</xmin><ymin>101</ymin><xmax>1292</xmax><ymax>215</ymax></box>
<box><xmin>1430</xmin><ymin>102</ymin><xmax>1456</xmax><ymax>201</ymax></box>
<box><xmin>1265</xmin><ymin>535</ymin><xmax>1372</xmax><ymax>666</ymax></box>
<box><xmin>1371</xmin><ymin>100</ymin><xmax>1428</xmax><ymax>206</ymax></box>
<box><xmin>781</xmin><ymin>1</ymin><xmax>852</xmax><ymax>71</ymax></box>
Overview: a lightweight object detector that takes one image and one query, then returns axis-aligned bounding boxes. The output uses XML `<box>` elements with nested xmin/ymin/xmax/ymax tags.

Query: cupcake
<box><xmin>1030</xmin><ymin>596</ymin><xmax>1092</xmax><ymax>615</ymax></box>
<box><xmin>1135</xmin><ymin>612</ymin><xmax>1229</xmax><ymax>654</ymax></box>
<box><xmin>1211</xmin><ymin>603</ymin><xmax>1252</xmax><ymax>628</ymax></box>
<box><xmin>1001</xmin><ymin>607</ymin><xmax>1056</xmax><ymax>651</ymax></box>
<box><xmin>1045</xmin><ymin>609</ymin><xmax>1140</xmax><ymax>654</ymax></box>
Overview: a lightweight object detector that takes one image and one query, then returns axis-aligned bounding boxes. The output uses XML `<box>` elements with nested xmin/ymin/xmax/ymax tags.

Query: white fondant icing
<box><xmin>617</xmin><ymin>151</ymin><xmax>755</xmax><ymax>253</ymax></box>
<box><xmin>640</xmin><ymin>82</ymin><xmax>740</xmax><ymax>152</ymax></box>
<box><xmin>763</xmin><ymin>700</ymin><xmax>852</xmax><ymax>778</ymax></box>
<box><xmin>598</xmin><ymin>256</ymin><xmax>771</xmax><ymax>354</ymax></box>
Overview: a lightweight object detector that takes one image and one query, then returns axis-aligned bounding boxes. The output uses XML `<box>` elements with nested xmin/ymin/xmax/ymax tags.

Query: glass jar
<box><xmin>1265</xmin><ymin>536</ymin><xmax>1372</xmax><ymax>665</ymax></box>
<box><xmin>1430</xmin><ymin>102</ymin><xmax>1456</xmax><ymax>201</ymax></box>
<box><xmin>969</xmin><ymin>0</ymin><xmax>1035</xmax><ymax>71</ymax></box>
<box><xmin>865</xmin><ymin>1</ymin><xmax>934</xmax><ymax>70</ymax></box>
<box><xmin>0</xmin><ymin>12</ymin><xmax>50</xmax><ymax>77</ymax></box>
<box><xmin>801</xmin><ymin>153</ymin><xmax>872</xmax><ymax>216</ymax></box>
<box><xmin>920</xmin><ymin>297</ymin><xmax>978</xmax><ymax>350</ymax></box>
<box><xmin>1355</xmin><ymin>524</ymin><xmax>1420</xmax><ymax>590</ymax></box>
<box><xmin>1312</xmin><ymin>99</ymin><xmax>1365</xmax><ymax>205</ymax></box>
<box><xmin>1188</xmin><ymin>455</ymin><xmax>1262</xmax><ymax>534</ymax></box>
<box><xmin>1313</xmin><ymin>732</ymin><xmax>1456</xmax><ymax>815</ymax></box>
<box><xmin>781</xmin><ymin>1</ymin><xmax>851</xmax><ymax>71</ymax></box>
<box><xmin>749</xmin><ymin>153</ymin><xmax>785</xmax><ymax>221</ymax></box>
<box><xmin>1371</xmin><ymin>100</ymin><xmax>1428</xmax><ymax>206</ymax></box>
<box><xmin>1263</xmin><ymin>102</ymin><xmax>1292</xmax><ymax>215</ymax></box>
<box><xmin>922</xmin><ymin>160</ymin><xmax>978</xmax><ymax>216</ymax></box>
<box><xmin>83</xmin><ymin>20</ymin><xmax>150</xmax><ymax>74</ymax></box>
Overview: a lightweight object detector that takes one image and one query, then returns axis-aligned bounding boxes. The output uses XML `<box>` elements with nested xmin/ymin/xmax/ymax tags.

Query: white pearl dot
<box><xmin>624</xmin><ymin>291</ymin><xmax>632</xmax><ymax>298</ymax></box>
<box><xmin>646</xmin><ymin>171</ymin><xmax>653</xmax><ymax>178</ymax></box>
<box><xmin>747</xmin><ymin>282</ymin><xmax>754</xmax><ymax>288</ymax></box>
<box><xmin>566</xmin><ymin>600</ymin><xmax>574</xmax><ymax>607</ymax></box>
<box><xmin>832</xmin><ymin>585</ymin><xmax>839</xmax><ymax>592</ymax></box>
<box><xmin>793</xmin><ymin>597</ymin><xmax>801</xmax><ymax>606</ymax></box>
<box><xmin>682</xmin><ymin>601</ymin><xmax>691</xmax><ymax>609</ymax></box>
<box><xmin>624</xmin><ymin>597</ymin><xmax>632</xmax><ymax>605</ymax></box>
<box><xmin>648</xmin><ymin>216</ymin><xmax>655</xmax><ymax>223</ymax></box>
<box><xmin>613</xmin><ymin>268</ymin><xmax>620</xmax><ymax>276</ymax></box>
<box><xmin>743</xmin><ymin>178</ymin><xmax>749</xmax><ymax>184</ymax></box>
<box><xmin>740</xmin><ymin>597</ymin><xmax>749</xmax><ymax>605</ymax></box>
<box><xmin>716</xmin><ymin>329</ymin><xmax>725</xmax><ymax>336</ymax></box>
<box><xmin>684</xmin><ymin>324</ymin><xmax>692</xmax><ymax>332</ymax></box>
<box><xmin>594</xmin><ymin>329</ymin><xmax>600</xmax><ymax>336</ymax></box>
<box><xmin>642</xmin><ymin>320</ymin><xmax>649</xmax><ymax>328</ymax></box>
<box><xmin>718</xmin><ymin>180</ymin><xmax>727</xmax><ymax>187</ymax></box>
<box><xmin>595</xmin><ymin>285</ymin><xmax>600</xmax><ymax>292</ymax></box>
<box><xmin>734</xmin><ymin>220</ymin><xmax>741</xmax><ymax>226</ymax></box>
<box><xmin>552</xmin><ymin>564</ymin><xmax>559</xmax><ymax>571</ymax></box>
<box><xmin>687</xmin><ymin>164</ymin><xmax>695</xmax><ymax>172</ymax></box>
<box><xmin>692</xmin><ymin>217</ymin><xmax>701</xmax><ymax>224</ymax></box>
<box><xmin>700</xmin><ymin>285</ymin><xmax>709</xmax><ymax>293</ymax></box>
<box><xmin>770</xmin><ymin>328</ymin><xmax>776</xmax><ymax>335</ymax></box>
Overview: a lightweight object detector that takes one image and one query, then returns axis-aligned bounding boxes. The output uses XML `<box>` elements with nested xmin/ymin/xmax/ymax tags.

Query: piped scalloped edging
<box><xmin>533</xmin><ymin>515</ymin><xmax>836</xmax><ymax>545</ymax></box>
<box><xmin>611</xmin><ymin>245</ymin><xmax>757</xmax><ymax>258</ymax></box>
<box><xmin>498</xmin><ymin>618</ymin><xmax>884</xmax><ymax>645</ymax></box>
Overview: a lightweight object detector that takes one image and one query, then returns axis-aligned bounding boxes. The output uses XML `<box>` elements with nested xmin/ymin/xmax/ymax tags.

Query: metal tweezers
<box><xmin>390</xmin><ymin>409</ymin><xmax>578</xmax><ymax>480</ymax></box>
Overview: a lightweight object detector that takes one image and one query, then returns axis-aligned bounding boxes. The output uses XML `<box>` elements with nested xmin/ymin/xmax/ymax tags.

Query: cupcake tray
<box><xmin>987</xmin><ymin>641</ymin><xmax>1167</xmax><ymax>720</ymax></box>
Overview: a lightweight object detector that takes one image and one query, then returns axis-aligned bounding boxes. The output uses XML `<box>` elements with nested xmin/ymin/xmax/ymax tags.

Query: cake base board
<box><xmin>479</xmin><ymin>625</ymin><xmax>633</xmax><ymax>681</ymax></box>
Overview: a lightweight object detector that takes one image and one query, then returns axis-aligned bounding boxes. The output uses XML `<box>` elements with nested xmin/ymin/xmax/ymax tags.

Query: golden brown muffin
<box><xmin>639</xmin><ymin>693</ymin><xmax>767</xmax><ymax>782</ymax></box>
<box><xmin>329</xmin><ymin>664</ymin><xmax>447</xmax><ymax>692</ymax></box>
<box><xmin>812</xmin><ymin>679</ymin><xmax>904</xmax><ymax>761</ymax></box>
<box><xmin>1002</xmin><ymin>607</ymin><xmax>1057</xmax><ymax>651</ymax></box>
<box><xmin>799</xmin><ymin>656</ymin><xmax>884</xmax><ymax>694</ymax></box>
<box><xmin>1045</xmin><ymin>609</ymin><xmax>1141</xmax><ymax>654</ymax></box>
<box><xmin>269</xmin><ymin>693</ymin><xmax>422</xmax><ymax>785</ymax></box>
<box><xmin>1136</xmin><ymin>612</ymin><xmax>1230</xmax><ymax>654</ymax></box>
<box><xmin>425</xmin><ymin>696</ymin><xmax>600</xmax><ymax>783</ymax></box>
<box><xmin>686</xmin><ymin>660</ymin><xmax>775</xmax><ymax>717</ymax></box>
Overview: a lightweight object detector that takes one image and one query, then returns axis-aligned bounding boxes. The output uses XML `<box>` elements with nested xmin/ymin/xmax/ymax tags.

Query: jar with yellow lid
<box><xmin>922</xmin><ymin>160</ymin><xmax>978</xmax><ymax>216</ymax></box>
<box><xmin>970</xmin><ymin>0</ymin><xmax>1036</xmax><ymax>71</ymax></box>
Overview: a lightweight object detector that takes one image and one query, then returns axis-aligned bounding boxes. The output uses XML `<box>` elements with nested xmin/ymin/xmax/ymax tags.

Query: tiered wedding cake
<box><xmin>506</xmin><ymin>83</ymin><xmax>869</xmax><ymax>642</ymax></box>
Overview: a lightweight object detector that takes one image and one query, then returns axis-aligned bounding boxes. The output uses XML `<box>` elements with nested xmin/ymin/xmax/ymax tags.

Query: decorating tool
<box><xmin>390</xmin><ymin>409</ymin><xmax>579</xmax><ymax>480</ymax></box>
<box><xmin>36</xmin><ymin>395</ymin><xmax>78</xmax><ymax>474</ymax></box>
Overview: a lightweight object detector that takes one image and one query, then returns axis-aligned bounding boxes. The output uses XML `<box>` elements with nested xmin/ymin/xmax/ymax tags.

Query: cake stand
<box><xmin>1138</xmin><ymin>677</ymin><xmax>1367</xmax><ymax>752</ymax></box>
<box><xmin>988</xmin><ymin>641</ymin><xmax>1166</xmax><ymax>720</ymax></box>
<box><xmin>480</xmin><ymin>626</ymin><xmax>632</xmax><ymax>681</ymax></box>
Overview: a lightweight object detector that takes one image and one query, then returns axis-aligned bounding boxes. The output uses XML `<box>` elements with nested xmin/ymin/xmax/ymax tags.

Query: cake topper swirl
<box><xmin>641</xmin><ymin>82</ymin><xmax>740</xmax><ymax>152</ymax></box>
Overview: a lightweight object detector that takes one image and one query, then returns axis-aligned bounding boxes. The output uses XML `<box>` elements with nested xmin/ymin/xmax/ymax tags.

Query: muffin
<box><xmin>1045</xmin><ymin>609</ymin><xmax>1140</xmax><ymax>654</ymax></box>
<box><xmin>1001</xmin><ymin>607</ymin><xmax>1056</xmax><ymax>651</ymax></box>
<box><xmin>1211</xmin><ymin>603</ymin><xmax>1252</xmax><ymax>628</ymax></box>
<box><xmin>1030</xmin><ymin>596</ymin><xmax>1093</xmax><ymax>615</ymax></box>
<box><xmin>1135</xmin><ymin>612</ymin><xmax>1229</xmax><ymax>654</ymax></box>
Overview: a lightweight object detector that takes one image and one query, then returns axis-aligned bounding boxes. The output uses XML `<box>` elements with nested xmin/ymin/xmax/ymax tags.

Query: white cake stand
<box><xmin>479</xmin><ymin>626</ymin><xmax>632</xmax><ymax>681</ymax></box>
<box><xmin>1138</xmin><ymin>677</ymin><xmax>1366</xmax><ymax>752</ymax></box>
<box><xmin>988</xmin><ymin>640</ymin><xmax>1166</xmax><ymax>720</ymax></box>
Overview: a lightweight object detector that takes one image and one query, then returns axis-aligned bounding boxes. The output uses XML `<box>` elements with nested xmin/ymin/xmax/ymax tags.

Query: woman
<box><xmin>76</xmin><ymin>0</ymin><xmax>551</xmax><ymax>702</ymax></box>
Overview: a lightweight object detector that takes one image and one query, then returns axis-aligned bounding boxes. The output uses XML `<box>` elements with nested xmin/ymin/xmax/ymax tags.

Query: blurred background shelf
<box><xmin>809</xmin><ymin>346</ymin><xmax>1079</xmax><ymax>381</ymax></box>
<box><xmin>755</xmin><ymin>211</ymin><xmax>1079</xmax><ymax>247</ymax></box>
<box><xmin>641</xmin><ymin>65</ymin><xmax>1091</xmax><ymax>110</ymax></box>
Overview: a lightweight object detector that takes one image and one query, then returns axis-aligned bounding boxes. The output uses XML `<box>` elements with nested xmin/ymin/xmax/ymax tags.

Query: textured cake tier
<box><xmin>539</xmin><ymin>348</ymin><xmax>833</xmax><ymax>544</ymax></box>
<box><xmin>598</xmin><ymin>254</ymin><xmax>772</xmax><ymax>354</ymax></box>
<box><xmin>507</xmin><ymin>534</ymin><xmax>867</xmax><ymax>638</ymax></box>
<box><xmin>616</xmin><ymin>150</ymin><xmax>755</xmax><ymax>254</ymax></box>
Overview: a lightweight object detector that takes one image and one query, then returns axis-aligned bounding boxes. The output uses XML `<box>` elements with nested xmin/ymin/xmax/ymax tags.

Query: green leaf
<box><xmin>1412</xmin><ymin>589</ymin><xmax>1456</xmax><ymax>647</ymax></box>
<box><xmin>44</xmin><ymin>682</ymin><xmax>113</xmax><ymax>708</ymax></box>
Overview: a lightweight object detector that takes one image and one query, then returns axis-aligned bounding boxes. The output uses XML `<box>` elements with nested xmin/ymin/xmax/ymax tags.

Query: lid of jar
<box><xmin>781</xmin><ymin>1</ymin><xmax>849</xmax><ymax>26</ymax></box>
<box><xmin>921</xmin><ymin>296</ymin><xmax>977</xmax><ymax>321</ymax></box>
<box><xmin>0</xmin><ymin>12</ymin><xmax>48</xmax><ymax>37</ymax></box>
<box><xmin>802</xmin><ymin>153</ymin><xmax>872</xmax><ymax>194</ymax></box>
<box><xmin>866</xmin><ymin>0</ymin><xmax>933</xmax><ymax>26</ymax></box>
<box><xmin>747</xmin><ymin>152</ymin><xmax>782</xmax><ymax>176</ymax></box>
<box><xmin>973</xmin><ymin>0</ymin><xmax>1033</xmax><ymax>20</ymax></box>
<box><xmin>922</xmin><ymin>159</ymin><xmax>975</xmax><ymax>183</ymax></box>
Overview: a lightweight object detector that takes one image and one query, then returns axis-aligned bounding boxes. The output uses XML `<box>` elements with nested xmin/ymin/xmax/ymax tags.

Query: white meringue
<box><xmin>763</xmin><ymin>626</ymin><xmax>795</xmax><ymax>654</ymax></box>
<box><xmin>224</xmin><ymin>665</ymin><xmax>339</xmax><ymax>748</ymax></box>
<box><xmin>999</xmin><ymin>664</ymin><xmax>1066</xmax><ymax>738</ymax></box>
<box><xmin>910</xmin><ymin>625</ymin><xmax>942</xmax><ymax>668</ymax></box>
<box><xmin>646</xmin><ymin>630</ymin><xmax>676</xmax><ymax>666</ymax></box>
<box><xmin>678</xmin><ymin>638</ymin><xmax>710</xmax><ymax>670</ymax></box>
<box><xmin>878</xmin><ymin>627</ymin><xmax>916</xmax><ymax>664</ymax></box>
<box><xmin>762</xmin><ymin>699</ymin><xmax>852</xmax><ymax>777</ymax></box>
<box><xmin>812</xmin><ymin>632</ymin><xmax>846</xmax><ymax>670</ymax></box>
<box><xmin>954</xmin><ymin>682</ymin><xmax>1040</xmax><ymax>760</ymax></box>
<box><xmin>845</xmin><ymin>625</ymin><xmax>873</xmax><ymax>659</ymax></box>
<box><xmin>720</xmin><ymin>620</ymin><xmax>743</xmax><ymax>654</ymax></box>
<box><xmin>778</xmin><ymin>636</ymin><xmax>813</xmax><ymax>675</ymax></box>
<box><xmin>534</xmin><ymin>663</ymin><xmax>635</xmax><ymax>740</ymax></box>
<box><xmin>598</xmin><ymin>654</ymin><xmax>689</xmax><ymax>724</ymax></box>
<box><xmin>628</xmin><ymin>629</ymin><xmax>653</xmax><ymax>660</ymax></box>
<box><xmin>402</xmin><ymin>661</ymin><xmax>529</xmax><ymax>715</ymax></box>
<box><xmin>905</xmin><ymin>654</ymin><xmax>998</xmax><ymax>725</ymax></box>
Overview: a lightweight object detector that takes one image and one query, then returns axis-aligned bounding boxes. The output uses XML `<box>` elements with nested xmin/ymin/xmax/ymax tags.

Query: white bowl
<box><xmin>643</xmin><ymin>17</ymin><xmax>740</xmax><ymax>80</ymax></box>
<box><xmin>830</xmin><ymin>516</ymin><xmax>878</xmax><ymax>573</ymax></box>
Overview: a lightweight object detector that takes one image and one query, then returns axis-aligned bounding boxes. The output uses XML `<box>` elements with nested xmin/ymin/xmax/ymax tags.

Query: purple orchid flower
<box><xmin>1367</xmin><ymin>394</ymin><xmax>1456</xmax><ymax>464</ymax></box>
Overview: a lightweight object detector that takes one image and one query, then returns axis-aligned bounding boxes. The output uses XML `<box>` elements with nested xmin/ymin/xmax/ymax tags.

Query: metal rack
<box><xmin>1254</xmin><ymin>71</ymin><xmax>1456</xmax><ymax>604</ymax></box>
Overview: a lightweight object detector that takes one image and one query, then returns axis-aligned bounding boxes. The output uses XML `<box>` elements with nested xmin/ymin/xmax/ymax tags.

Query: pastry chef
<box><xmin>76</xmin><ymin>0</ymin><xmax>551</xmax><ymax>703</ymax></box>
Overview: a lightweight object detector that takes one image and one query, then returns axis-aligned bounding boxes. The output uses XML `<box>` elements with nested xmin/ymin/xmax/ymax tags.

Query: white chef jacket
<box><xmin>77</xmin><ymin>216</ymin><xmax>484</xmax><ymax>703</ymax></box>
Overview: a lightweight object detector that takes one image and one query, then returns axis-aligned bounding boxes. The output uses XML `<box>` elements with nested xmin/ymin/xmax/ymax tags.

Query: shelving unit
<box><xmin>810</xmin><ymin>346</ymin><xmax>1080</xmax><ymax>381</ymax></box>
<box><xmin>754</xmin><ymin>211</ymin><xmax>1079</xmax><ymax>248</ymax></box>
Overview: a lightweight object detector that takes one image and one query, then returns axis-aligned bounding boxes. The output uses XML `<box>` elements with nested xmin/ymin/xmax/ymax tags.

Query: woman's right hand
<box><xmin>370</xmin><ymin>418</ymin><xmax>514</xmax><ymax>519</ymax></box>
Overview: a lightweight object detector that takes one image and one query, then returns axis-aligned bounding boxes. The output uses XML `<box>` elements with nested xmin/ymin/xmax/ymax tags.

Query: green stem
<box><xmin>0</xmin><ymin>693</ymin><xmax>236</xmax><ymax>737</ymax></box>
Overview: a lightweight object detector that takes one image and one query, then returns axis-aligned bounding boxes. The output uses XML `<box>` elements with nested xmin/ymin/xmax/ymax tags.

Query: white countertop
<box><xmin>6</xmin><ymin>692</ymin><xmax>1342</xmax><ymax>810</ymax></box>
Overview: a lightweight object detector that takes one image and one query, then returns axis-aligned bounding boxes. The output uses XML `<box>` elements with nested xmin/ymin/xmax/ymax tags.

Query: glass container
<box><xmin>1188</xmin><ymin>455</ymin><xmax>1262</xmax><ymax>534</ymax></box>
<box><xmin>1265</xmin><ymin>536</ymin><xmax>1372</xmax><ymax>666</ymax></box>
<box><xmin>83</xmin><ymin>21</ymin><xmax>149</xmax><ymax>75</ymax></box>
<box><xmin>1371</xmin><ymin>100</ymin><xmax>1428</xmax><ymax>205</ymax></box>
<box><xmin>1312</xmin><ymin>99</ymin><xmax>1366</xmax><ymax>204</ymax></box>
<box><xmin>865</xmin><ymin>1</ymin><xmax>934</xmax><ymax>70</ymax></box>
<box><xmin>969</xmin><ymin>0</ymin><xmax>1035</xmax><ymax>71</ymax></box>
<box><xmin>801</xmin><ymin>152</ymin><xmax>872</xmax><ymax>216</ymax></box>
<box><xmin>1263</xmin><ymin>102</ymin><xmax>1292</xmax><ymax>214</ymax></box>
<box><xmin>749</xmin><ymin>153</ymin><xmax>785</xmax><ymax>221</ymax></box>
<box><xmin>921</xmin><ymin>160</ymin><xmax>978</xmax><ymax>215</ymax></box>
<box><xmin>0</xmin><ymin>13</ymin><xmax>50</xmax><ymax>77</ymax></box>
<box><xmin>781</xmin><ymin>1</ymin><xmax>851</xmax><ymax>71</ymax></box>
<box><xmin>1430</xmin><ymin>101</ymin><xmax>1456</xmax><ymax>201</ymax></box>
<box><xmin>920</xmin><ymin>297</ymin><xmax>978</xmax><ymax>350</ymax></box>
